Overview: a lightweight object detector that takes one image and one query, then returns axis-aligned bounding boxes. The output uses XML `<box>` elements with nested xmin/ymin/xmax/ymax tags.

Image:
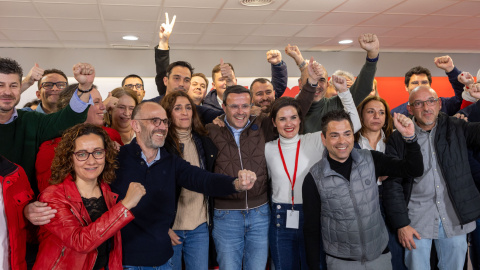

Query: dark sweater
<box><xmin>110</xmin><ymin>139</ymin><xmax>238</xmax><ymax>266</ymax></box>
<box><xmin>0</xmin><ymin>105</ymin><xmax>88</xmax><ymax>194</ymax></box>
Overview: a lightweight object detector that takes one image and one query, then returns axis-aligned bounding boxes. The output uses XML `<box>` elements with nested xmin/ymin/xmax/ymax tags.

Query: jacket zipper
<box><xmin>101</xmin><ymin>209</ymin><xmax>128</xmax><ymax>237</ymax></box>
<box><xmin>51</xmin><ymin>246</ymin><xmax>66</xmax><ymax>269</ymax></box>
<box><xmin>347</xmin><ymin>178</ymin><xmax>367</xmax><ymax>263</ymax></box>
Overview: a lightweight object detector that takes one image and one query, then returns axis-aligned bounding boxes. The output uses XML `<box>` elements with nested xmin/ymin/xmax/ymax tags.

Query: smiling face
<box><xmin>251</xmin><ymin>81</ymin><xmax>275</xmax><ymax>113</ymax></box>
<box><xmin>407</xmin><ymin>86</ymin><xmax>441</xmax><ymax>131</ymax></box>
<box><xmin>188</xmin><ymin>76</ymin><xmax>207</xmax><ymax>105</ymax></box>
<box><xmin>0</xmin><ymin>73</ymin><xmax>21</xmax><ymax>115</ymax></box>
<box><xmin>223</xmin><ymin>92</ymin><xmax>251</xmax><ymax>130</ymax></box>
<box><xmin>85</xmin><ymin>87</ymin><xmax>105</xmax><ymax>126</ymax></box>
<box><xmin>322</xmin><ymin>119</ymin><xmax>354</xmax><ymax>163</ymax></box>
<box><xmin>361</xmin><ymin>100</ymin><xmax>386</xmax><ymax>133</ymax></box>
<box><xmin>111</xmin><ymin>95</ymin><xmax>136</xmax><ymax>129</ymax></box>
<box><xmin>164</xmin><ymin>66</ymin><xmax>192</xmax><ymax>95</ymax></box>
<box><xmin>37</xmin><ymin>73</ymin><xmax>67</xmax><ymax>111</ymax></box>
<box><xmin>123</xmin><ymin>77</ymin><xmax>145</xmax><ymax>101</ymax></box>
<box><xmin>313</xmin><ymin>67</ymin><xmax>329</xmax><ymax>102</ymax></box>
<box><xmin>73</xmin><ymin>133</ymin><xmax>105</xmax><ymax>184</ymax></box>
<box><xmin>273</xmin><ymin>105</ymin><xmax>300</xmax><ymax>139</ymax></box>
<box><xmin>132</xmin><ymin>103</ymin><xmax>168</xmax><ymax>150</ymax></box>
<box><xmin>171</xmin><ymin>96</ymin><xmax>193</xmax><ymax>132</ymax></box>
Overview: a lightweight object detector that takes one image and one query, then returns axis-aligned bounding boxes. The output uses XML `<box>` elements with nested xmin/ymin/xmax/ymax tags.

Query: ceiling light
<box><xmin>123</xmin><ymin>35</ymin><xmax>139</xmax><ymax>41</ymax></box>
<box><xmin>338</xmin><ymin>39</ymin><xmax>353</xmax><ymax>44</ymax></box>
<box><xmin>240</xmin><ymin>0</ymin><xmax>274</xmax><ymax>6</ymax></box>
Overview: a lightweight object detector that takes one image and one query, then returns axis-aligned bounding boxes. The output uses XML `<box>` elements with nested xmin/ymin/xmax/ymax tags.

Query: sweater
<box><xmin>0</xmin><ymin>105</ymin><xmax>88</xmax><ymax>195</ymax></box>
<box><xmin>110</xmin><ymin>139</ymin><xmax>237</xmax><ymax>266</ymax></box>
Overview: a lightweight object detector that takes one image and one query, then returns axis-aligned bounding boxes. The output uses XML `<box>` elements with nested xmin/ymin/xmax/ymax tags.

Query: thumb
<box><xmin>220</xmin><ymin>58</ymin><xmax>224</xmax><ymax>65</ymax></box>
<box><xmin>35</xmin><ymin>63</ymin><xmax>39</xmax><ymax>67</ymax></box>
<box><xmin>309</xmin><ymin>56</ymin><xmax>314</xmax><ymax>66</ymax></box>
<box><xmin>107</xmin><ymin>91</ymin><xmax>112</xmax><ymax>98</ymax></box>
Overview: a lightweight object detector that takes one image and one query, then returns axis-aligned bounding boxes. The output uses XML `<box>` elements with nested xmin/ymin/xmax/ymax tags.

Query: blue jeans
<box><xmin>212</xmin><ymin>203</ymin><xmax>270</xmax><ymax>270</ymax></box>
<box><xmin>404</xmin><ymin>221</ymin><xmax>467</xmax><ymax>270</ymax></box>
<box><xmin>168</xmin><ymin>222</ymin><xmax>209</xmax><ymax>270</ymax></box>
<box><xmin>123</xmin><ymin>263</ymin><xmax>171</xmax><ymax>270</ymax></box>
<box><xmin>470</xmin><ymin>218</ymin><xmax>480</xmax><ymax>270</ymax></box>
<box><xmin>269</xmin><ymin>203</ymin><xmax>311</xmax><ymax>270</ymax></box>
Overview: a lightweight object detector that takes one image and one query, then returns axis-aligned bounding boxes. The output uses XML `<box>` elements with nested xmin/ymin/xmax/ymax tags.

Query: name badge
<box><xmin>286</xmin><ymin>210</ymin><xmax>299</xmax><ymax>229</ymax></box>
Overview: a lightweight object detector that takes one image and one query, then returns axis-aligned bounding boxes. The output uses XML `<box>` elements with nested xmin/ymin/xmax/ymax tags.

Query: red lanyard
<box><xmin>278</xmin><ymin>139</ymin><xmax>301</xmax><ymax>208</ymax></box>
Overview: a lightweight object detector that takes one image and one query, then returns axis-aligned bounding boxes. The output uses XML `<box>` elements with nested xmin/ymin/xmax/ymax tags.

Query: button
<box><xmin>442</xmin><ymin>217</ymin><xmax>445</xmax><ymax>220</ymax></box>
<box><xmin>277</xmin><ymin>205</ymin><xmax>281</xmax><ymax>209</ymax></box>
<box><xmin>277</xmin><ymin>215</ymin><xmax>281</xmax><ymax>218</ymax></box>
<box><xmin>6</xmin><ymin>181</ymin><xmax>10</xmax><ymax>184</ymax></box>
<box><xmin>276</xmin><ymin>223</ymin><xmax>280</xmax><ymax>227</ymax></box>
<box><xmin>437</xmin><ymin>186</ymin><xmax>439</xmax><ymax>188</ymax></box>
<box><xmin>437</xmin><ymin>201</ymin><xmax>440</xmax><ymax>204</ymax></box>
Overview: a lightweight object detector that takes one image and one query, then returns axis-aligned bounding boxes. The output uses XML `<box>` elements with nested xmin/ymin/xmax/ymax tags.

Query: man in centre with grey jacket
<box><xmin>303</xmin><ymin>110</ymin><xmax>424</xmax><ymax>270</ymax></box>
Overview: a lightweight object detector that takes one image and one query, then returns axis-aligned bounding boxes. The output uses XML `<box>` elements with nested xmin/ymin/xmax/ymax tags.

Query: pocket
<box><xmin>213</xmin><ymin>210</ymin><xmax>228</xmax><ymax>220</ymax></box>
<box><xmin>13</xmin><ymin>190</ymin><xmax>34</xmax><ymax>228</ymax></box>
<box><xmin>257</xmin><ymin>205</ymin><xmax>270</xmax><ymax>217</ymax></box>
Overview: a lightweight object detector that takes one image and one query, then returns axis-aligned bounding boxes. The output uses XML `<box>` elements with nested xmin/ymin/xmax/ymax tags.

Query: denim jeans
<box><xmin>269</xmin><ymin>203</ymin><xmax>310</xmax><ymax>270</ymax></box>
<box><xmin>212</xmin><ymin>203</ymin><xmax>270</xmax><ymax>270</ymax></box>
<box><xmin>470</xmin><ymin>218</ymin><xmax>480</xmax><ymax>270</ymax></box>
<box><xmin>123</xmin><ymin>263</ymin><xmax>171</xmax><ymax>270</ymax></box>
<box><xmin>404</xmin><ymin>221</ymin><xmax>468</xmax><ymax>270</ymax></box>
<box><xmin>168</xmin><ymin>222</ymin><xmax>209</xmax><ymax>270</ymax></box>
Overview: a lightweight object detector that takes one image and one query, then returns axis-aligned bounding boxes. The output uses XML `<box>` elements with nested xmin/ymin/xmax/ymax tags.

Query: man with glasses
<box><xmin>383</xmin><ymin>85</ymin><xmax>480</xmax><ymax>270</ymax></box>
<box><xmin>391</xmin><ymin>56</ymin><xmax>464</xmax><ymax>117</ymax></box>
<box><xmin>110</xmin><ymin>101</ymin><xmax>257</xmax><ymax>269</ymax></box>
<box><xmin>122</xmin><ymin>74</ymin><xmax>145</xmax><ymax>102</ymax></box>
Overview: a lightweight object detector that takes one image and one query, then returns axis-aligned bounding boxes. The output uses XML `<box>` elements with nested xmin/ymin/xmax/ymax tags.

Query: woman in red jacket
<box><xmin>33</xmin><ymin>123</ymin><xmax>146</xmax><ymax>270</ymax></box>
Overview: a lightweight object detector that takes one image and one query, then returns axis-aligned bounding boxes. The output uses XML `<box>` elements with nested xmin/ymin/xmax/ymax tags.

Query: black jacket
<box><xmin>383</xmin><ymin>112</ymin><xmax>480</xmax><ymax>230</ymax></box>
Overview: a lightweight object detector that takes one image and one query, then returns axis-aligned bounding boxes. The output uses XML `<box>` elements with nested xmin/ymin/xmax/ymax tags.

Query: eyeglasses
<box><xmin>125</xmin><ymin>84</ymin><xmax>144</xmax><ymax>90</ymax></box>
<box><xmin>226</xmin><ymin>104</ymin><xmax>252</xmax><ymax>110</ymax></box>
<box><xmin>41</xmin><ymin>82</ymin><xmax>67</xmax><ymax>90</ymax></box>
<box><xmin>135</xmin><ymin>117</ymin><xmax>171</xmax><ymax>127</ymax></box>
<box><xmin>74</xmin><ymin>149</ymin><xmax>105</xmax><ymax>161</ymax></box>
<box><xmin>409</xmin><ymin>98</ymin><xmax>439</xmax><ymax>109</ymax></box>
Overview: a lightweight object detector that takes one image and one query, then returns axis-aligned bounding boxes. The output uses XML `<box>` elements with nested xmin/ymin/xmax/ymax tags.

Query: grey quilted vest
<box><xmin>310</xmin><ymin>148</ymin><xmax>388</xmax><ymax>261</ymax></box>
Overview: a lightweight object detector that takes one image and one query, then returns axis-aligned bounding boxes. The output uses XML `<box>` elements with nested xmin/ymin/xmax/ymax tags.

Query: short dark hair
<box><xmin>192</xmin><ymin>73</ymin><xmax>209</xmax><ymax>87</ymax></box>
<box><xmin>404</xmin><ymin>66</ymin><xmax>432</xmax><ymax>87</ymax></box>
<box><xmin>166</xmin><ymin>61</ymin><xmax>194</xmax><ymax>78</ymax></box>
<box><xmin>321</xmin><ymin>110</ymin><xmax>354</xmax><ymax>136</ymax></box>
<box><xmin>212</xmin><ymin>62</ymin><xmax>235</xmax><ymax>82</ymax></box>
<box><xmin>223</xmin><ymin>85</ymin><xmax>251</xmax><ymax>105</ymax></box>
<box><xmin>249</xmin><ymin>78</ymin><xmax>272</xmax><ymax>92</ymax></box>
<box><xmin>0</xmin><ymin>58</ymin><xmax>23</xmax><ymax>82</ymax></box>
<box><xmin>122</xmin><ymin>74</ymin><xmax>144</xmax><ymax>86</ymax></box>
<box><xmin>38</xmin><ymin>69</ymin><xmax>68</xmax><ymax>90</ymax></box>
<box><xmin>269</xmin><ymin>97</ymin><xmax>304</xmax><ymax>136</ymax></box>
<box><xmin>22</xmin><ymin>99</ymin><xmax>41</xmax><ymax>108</ymax></box>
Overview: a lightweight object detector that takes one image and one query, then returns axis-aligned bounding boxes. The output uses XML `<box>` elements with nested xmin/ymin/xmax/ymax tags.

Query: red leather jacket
<box><xmin>33</xmin><ymin>176</ymin><xmax>134</xmax><ymax>270</ymax></box>
<box><xmin>0</xmin><ymin>155</ymin><xmax>34</xmax><ymax>270</ymax></box>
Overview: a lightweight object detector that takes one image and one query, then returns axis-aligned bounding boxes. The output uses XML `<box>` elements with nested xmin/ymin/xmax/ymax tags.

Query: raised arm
<box><xmin>285</xmin><ymin>44</ymin><xmax>307</xmax><ymax>89</ymax></box>
<box><xmin>434</xmin><ymin>55</ymin><xmax>463</xmax><ymax>115</ymax></box>
<box><xmin>155</xmin><ymin>12</ymin><xmax>175</xmax><ymax>96</ymax></box>
<box><xmin>331</xmin><ymin>75</ymin><xmax>361</xmax><ymax>133</ymax></box>
<box><xmin>21</xmin><ymin>63</ymin><xmax>44</xmax><ymax>93</ymax></box>
<box><xmin>349</xmin><ymin>33</ymin><xmax>379</xmax><ymax>105</ymax></box>
<box><xmin>267</xmin><ymin>49</ymin><xmax>288</xmax><ymax>98</ymax></box>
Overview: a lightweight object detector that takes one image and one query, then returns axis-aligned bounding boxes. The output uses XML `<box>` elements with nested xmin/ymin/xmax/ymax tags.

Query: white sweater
<box><xmin>265</xmin><ymin>90</ymin><xmax>361</xmax><ymax>204</ymax></box>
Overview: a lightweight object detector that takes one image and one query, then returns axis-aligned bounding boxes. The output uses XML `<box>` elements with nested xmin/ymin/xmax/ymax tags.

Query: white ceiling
<box><xmin>1</xmin><ymin>0</ymin><xmax>480</xmax><ymax>53</ymax></box>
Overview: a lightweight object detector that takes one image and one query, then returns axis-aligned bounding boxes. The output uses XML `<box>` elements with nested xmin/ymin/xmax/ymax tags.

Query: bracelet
<box><xmin>307</xmin><ymin>78</ymin><xmax>318</xmax><ymax>88</ymax></box>
<box><xmin>298</xmin><ymin>60</ymin><xmax>307</xmax><ymax>71</ymax></box>
<box><xmin>78</xmin><ymin>86</ymin><xmax>93</xmax><ymax>93</ymax></box>
<box><xmin>402</xmin><ymin>134</ymin><xmax>417</xmax><ymax>143</ymax></box>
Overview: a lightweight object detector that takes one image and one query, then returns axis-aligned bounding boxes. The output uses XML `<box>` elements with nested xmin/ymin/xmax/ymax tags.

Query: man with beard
<box><xmin>383</xmin><ymin>86</ymin><xmax>480</xmax><ymax>270</ymax></box>
<box><xmin>110</xmin><ymin>101</ymin><xmax>258</xmax><ymax>269</ymax></box>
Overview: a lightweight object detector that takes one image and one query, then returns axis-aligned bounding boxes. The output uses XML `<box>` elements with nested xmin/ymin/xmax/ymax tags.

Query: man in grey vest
<box><xmin>303</xmin><ymin>110</ymin><xmax>424</xmax><ymax>270</ymax></box>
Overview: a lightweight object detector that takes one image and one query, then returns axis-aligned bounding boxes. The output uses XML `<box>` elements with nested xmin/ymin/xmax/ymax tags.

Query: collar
<box><xmin>224</xmin><ymin>117</ymin><xmax>251</xmax><ymax>133</ymax></box>
<box><xmin>278</xmin><ymin>134</ymin><xmax>301</xmax><ymax>148</ymax></box>
<box><xmin>141</xmin><ymin>148</ymin><xmax>161</xmax><ymax>167</ymax></box>
<box><xmin>216</xmin><ymin>95</ymin><xmax>223</xmax><ymax>107</ymax></box>
<box><xmin>2</xmin><ymin>109</ymin><xmax>18</xmax><ymax>124</ymax></box>
<box><xmin>35</xmin><ymin>102</ymin><xmax>46</xmax><ymax>114</ymax></box>
<box><xmin>412</xmin><ymin>116</ymin><xmax>438</xmax><ymax>134</ymax></box>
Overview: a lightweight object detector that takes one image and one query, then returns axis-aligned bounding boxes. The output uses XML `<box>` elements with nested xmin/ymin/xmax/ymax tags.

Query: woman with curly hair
<box><xmin>160</xmin><ymin>91</ymin><xmax>216</xmax><ymax>270</ymax></box>
<box><xmin>33</xmin><ymin>123</ymin><xmax>146</xmax><ymax>270</ymax></box>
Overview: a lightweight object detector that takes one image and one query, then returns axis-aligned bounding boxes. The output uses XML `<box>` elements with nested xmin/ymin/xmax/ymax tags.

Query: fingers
<box><xmin>165</xmin><ymin>12</ymin><xmax>169</xmax><ymax>25</ymax></box>
<box><xmin>170</xmin><ymin>15</ymin><xmax>176</xmax><ymax>28</ymax></box>
<box><xmin>73</xmin><ymin>63</ymin><xmax>95</xmax><ymax>75</ymax></box>
<box><xmin>220</xmin><ymin>58</ymin><xmax>224</xmax><ymax>66</ymax></box>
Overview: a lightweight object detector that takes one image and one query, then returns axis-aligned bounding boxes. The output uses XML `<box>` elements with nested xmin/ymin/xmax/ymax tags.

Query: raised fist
<box><xmin>266</xmin><ymin>50</ymin><xmax>282</xmax><ymax>65</ymax></box>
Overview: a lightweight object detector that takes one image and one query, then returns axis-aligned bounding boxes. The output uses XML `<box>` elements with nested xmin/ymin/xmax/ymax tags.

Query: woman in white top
<box><xmin>265</xmin><ymin>75</ymin><xmax>361</xmax><ymax>270</ymax></box>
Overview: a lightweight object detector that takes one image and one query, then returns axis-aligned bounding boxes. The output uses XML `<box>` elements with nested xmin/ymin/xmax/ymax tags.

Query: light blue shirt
<box><xmin>5</xmin><ymin>89</ymin><xmax>92</xmax><ymax>124</ymax></box>
<box><xmin>141</xmin><ymin>148</ymin><xmax>161</xmax><ymax>167</ymax></box>
<box><xmin>224</xmin><ymin>118</ymin><xmax>251</xmax><ymax>146</ymax></box>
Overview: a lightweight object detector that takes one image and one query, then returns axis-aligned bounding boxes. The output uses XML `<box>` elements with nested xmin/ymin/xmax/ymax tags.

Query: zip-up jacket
<box><xmin>33</xmin><ymin>176</ymin><xmax>134</xmax><ymax>270</ymax></box>
<box><xmin>0</xmin><ymin>155</ymin><xmax>34</xmax><ymax>270</ymax></box>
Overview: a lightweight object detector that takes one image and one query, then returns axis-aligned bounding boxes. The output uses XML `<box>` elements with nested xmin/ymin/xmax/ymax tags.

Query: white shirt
<box><xmin>357</xmin><ymin>130</ymin><xmax>386</xmax><ymax>185</ymax></box>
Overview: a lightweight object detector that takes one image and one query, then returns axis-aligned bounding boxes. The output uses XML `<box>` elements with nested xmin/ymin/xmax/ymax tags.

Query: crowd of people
<box><xmin>1</xmin><ymin>12</ymin><xmax>480</xmax><ymax>270</ymax></box>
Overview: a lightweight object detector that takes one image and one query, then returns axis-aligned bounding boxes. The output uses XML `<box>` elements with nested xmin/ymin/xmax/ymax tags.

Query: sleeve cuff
<box><xmin>366</xmin><ymin>54</ymin><xmax>379</xmax><ymax>62</ymax></box>
<box><xmin>70</xmin><ymin>89</ymin><xmax>92</xmax><ymax>113</ymax></box>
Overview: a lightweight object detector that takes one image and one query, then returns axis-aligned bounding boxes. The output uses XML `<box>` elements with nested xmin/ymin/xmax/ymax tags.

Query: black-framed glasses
<box><xmin>125</xmin><ymin>83</ymin><xmax>144</xmax><ymax>90</ymax></box>
<box><xmin>409</xmin><ymin>98</ymin><xmax>439</xmax><ymax>109</ymax></box>
<box><xmin>135</xmin><ymin>117</ymin><xmax>170</xmax><ymax>127</ymax></box>
<box><xmin>74</xmin><ymin>149</ymin><xmax>105</xmax><ymax>161</ymax></box>
<box><xmin>41</xmin><ymin>82</ymin><xmax>67</xmax><ymax>90</ymax></box>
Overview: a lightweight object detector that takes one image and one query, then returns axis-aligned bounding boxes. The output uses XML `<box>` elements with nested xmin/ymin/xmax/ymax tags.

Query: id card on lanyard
<box><xmin>278</xmin><ymin>139</ymin><xmax>300</xmax><ymax>229</ymax></box>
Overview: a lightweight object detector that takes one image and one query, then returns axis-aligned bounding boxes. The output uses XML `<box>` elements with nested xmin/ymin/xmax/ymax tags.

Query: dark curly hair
<box><xmin>0</xmin><ymin>58</ymin><xmax>23</xmax><ymax>82</ymax></box>
<box><xmin>161</xmin><ymin>91</ymin><xmax>207</xmax><ymax>156</ymax></box>
<box><xmin>50</xmin><ymin>123</ymin><xmax>118</xmax><ymax>185</ymax></box>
